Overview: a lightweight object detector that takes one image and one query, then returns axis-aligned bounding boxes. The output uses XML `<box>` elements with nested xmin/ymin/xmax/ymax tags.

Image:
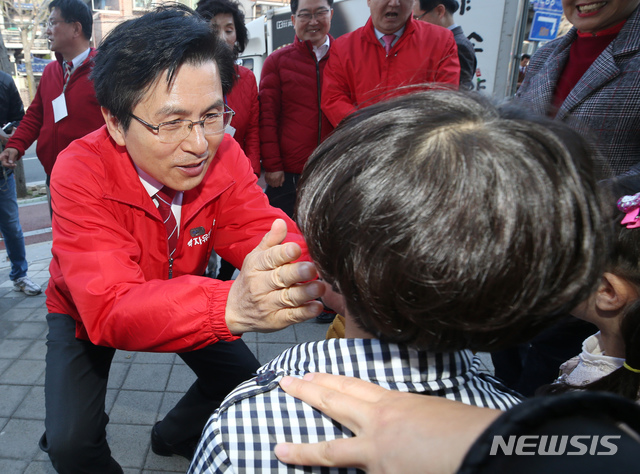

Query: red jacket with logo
<box><xmin>6</xmin><ymin>49</ymin><xmax>104</xmax><ymax>176</ymax></box>
<box><xmin>259</xmin><ymin>36</ymin><xmax>335</xmax><ymax>175</ymax></box>
<box><xmin>45</xmin><ymin>126</ymin><xmax>306</xmax><ymax>352</ymax></box>
<box><xmin>322</xmin><ymin>17</ymin><xmax>460</xmax><ymax>126</ymax></box>
<box><xmin>226</xmin><ymin>65</ymin><xmax>260</xmax><ymax>175</ymax></box>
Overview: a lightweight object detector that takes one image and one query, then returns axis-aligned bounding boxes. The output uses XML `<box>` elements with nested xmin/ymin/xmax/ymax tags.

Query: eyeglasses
<box><xmin>47</xmin><ymin>19</ymin><xmax>70</xmax><ymax>27</ymax></box>
<box><xmin>413</xmin><ymin>12</ymin><xmax>428</xmax><ymax>20</ymax></box>
<box><xmin>295</xmin><ymin>9</ymin><xmax>331</xmax><ymax>22</ymax></box>
<box><xmin>129</xmin><ymin>106</ymin><xmax>235</xmax><ymax>144</ymax></box>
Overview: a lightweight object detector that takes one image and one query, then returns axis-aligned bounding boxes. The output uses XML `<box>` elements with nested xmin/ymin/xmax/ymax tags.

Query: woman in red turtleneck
<box><xmin>516</xmin><ymin>0</ymin><xmax>640</xmax><ymax>177</ymax></box>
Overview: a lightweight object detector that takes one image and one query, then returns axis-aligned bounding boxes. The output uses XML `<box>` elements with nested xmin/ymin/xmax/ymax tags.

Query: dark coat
<box><xmin>516</xmin><ymin>6</ymin><xmax>640</xmax><ymax>176</ymax></box>
<box><xmin>0</xmin><ymin>70</ymin><xmax>24</xmax><ymax>126</ymax></box>
<box><xmin>451</xmin><ymin>25</ymin><xmax>477</xmax><ymax>91</ymax></box>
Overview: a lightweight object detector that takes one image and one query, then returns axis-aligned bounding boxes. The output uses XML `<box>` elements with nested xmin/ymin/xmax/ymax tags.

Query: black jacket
<box><xmin>0</xmin><ymin>70</ymin><xmax>24</xmax><ymax>127</ymax></box>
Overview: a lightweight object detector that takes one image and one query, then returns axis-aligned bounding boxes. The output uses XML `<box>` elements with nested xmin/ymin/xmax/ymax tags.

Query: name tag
<box><xmin>53</xmin><ymin>93</ymin><xmax>68</xmax><ymax>123</ymax></box>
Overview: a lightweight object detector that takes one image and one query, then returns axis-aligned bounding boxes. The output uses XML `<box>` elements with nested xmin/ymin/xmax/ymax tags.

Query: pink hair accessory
<box><xmin>618</xmin><ymin>192</ymin><xmax>640</xmax><ymax>229</ymax></box>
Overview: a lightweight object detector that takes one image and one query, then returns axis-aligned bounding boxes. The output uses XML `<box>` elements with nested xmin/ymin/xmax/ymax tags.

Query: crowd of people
<box><xmin>1</xmin><ymin>0</ymin><xmax>640</xmax><ymax>472</ymax></box>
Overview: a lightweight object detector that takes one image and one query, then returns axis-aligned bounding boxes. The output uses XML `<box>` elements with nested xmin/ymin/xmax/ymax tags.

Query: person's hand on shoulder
<box><xmin>274</xmin><ymin>373</ymin><xmax>501</xmax><ymax>474</ymax></box>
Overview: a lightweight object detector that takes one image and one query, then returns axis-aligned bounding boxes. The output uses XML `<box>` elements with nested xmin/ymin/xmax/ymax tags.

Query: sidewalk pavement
<box><xmin>0</xmin><ymin>241</ymin><xmax>495</xmax><ymax>474</ymax></box>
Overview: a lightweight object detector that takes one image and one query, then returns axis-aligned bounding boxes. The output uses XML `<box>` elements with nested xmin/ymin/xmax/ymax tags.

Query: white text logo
<box><xmin>490</xmin><ymin>435</ymin><xmax>620</xmax><ymax>456</ymax></box>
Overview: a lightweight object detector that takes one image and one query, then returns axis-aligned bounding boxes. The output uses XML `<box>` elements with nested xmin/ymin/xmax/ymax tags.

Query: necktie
<box><xmin>382</xmin><ymin>34</ymin><xmax>395</xmax><ymax>54</ymax></box>
<box><xmin>63</xmin><ymin>61</ymin><xmax>73</xmax><ymax>84</ymax></box>
<box><xmin>155</xmin><ymin>186</ymin><xmax>178</xmax><ymax>260</ymax></box>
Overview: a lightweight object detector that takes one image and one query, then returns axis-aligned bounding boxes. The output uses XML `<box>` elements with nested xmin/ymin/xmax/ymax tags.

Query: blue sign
<box><xmin>532</xmin><ymin>0</ymin><xmax>563</xmax><ymax>12</ymax></box>
<box><xmin>16</xmin><ymin>56</ymin><xmax>53</xmax><ymax>74</ymax></box>
<box><xmin>529</xmin><ymin>11</ymin><xmax>563</xmax><ymax>42</ymax></box>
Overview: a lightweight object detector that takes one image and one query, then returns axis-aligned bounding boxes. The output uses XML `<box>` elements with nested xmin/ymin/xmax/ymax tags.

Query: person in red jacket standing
<box><xmin>321</xmin><ymin>0</ymin><xmax>460</xmax><ymax>126</ymax></box>
<box><xmin>196</xmin><ymin>0</ymin><xmax>260</xmax><ymax>176</ymax></box>
<box><xmin>0</xmin><ymin>0</ymin><xmax>104</xmax><ymax>212</ymax></box>
<box><xmin>259</xmin><ymin>0</ymin><xmax>335</xmax><ymax>219</ymax></box>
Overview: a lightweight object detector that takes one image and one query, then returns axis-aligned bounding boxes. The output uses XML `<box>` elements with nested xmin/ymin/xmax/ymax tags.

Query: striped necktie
<box><xmin>63</xmin><ymin>60</ymin><xmax>73</xmax><ymax>84</ymax></box>
<box><xmin>155</xmin><ymin>186</ymin><xmax>178</xmax><ymax>261</ymax></box>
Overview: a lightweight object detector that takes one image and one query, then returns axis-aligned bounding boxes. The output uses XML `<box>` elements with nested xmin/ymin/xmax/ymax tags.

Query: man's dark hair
<box><xmin>92</xmin><ymin>4</ymin><xmax>235</xmax><ymax>130</ymax></box>
<box><xmin>521</xmin><ymin>53</ymin><xmax>531</xmax><ymax>60</ymax></box>
<box><xmin>296</xmin><ymin>90</ymin><xmax>608</xmax><ymax>353</ymax></box>
<box><xmin>418</xmin><ymin>0</ymin><xmax>458</xmax><ymax>14</ymax></box>
<box><xmin>49</xmin><ymin>0</ymin><xmax>92</xmax><ymax>40</ymax></box>
<box><xmin>291</xmin><ymin>0</ymin><xmax>334</xmax><ymax>16</ymax></box>
<box><xmin>196</xmin><ymin>0</ymin><xmax>249</xmax><ymax>56</ymax></box>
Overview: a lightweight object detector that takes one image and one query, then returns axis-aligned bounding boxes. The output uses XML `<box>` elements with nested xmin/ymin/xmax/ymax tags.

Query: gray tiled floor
<box><xmin>0</xmin><ymin>241</ymin><xmax>330</xmax><ymax>473</ymax></box>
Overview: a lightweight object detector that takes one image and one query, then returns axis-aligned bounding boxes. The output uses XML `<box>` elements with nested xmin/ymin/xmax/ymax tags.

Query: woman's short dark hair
<box><xmin>91</xmin><ymin>4</ymin><xmax>235</xmax><ymax>130</ymax></box>
<box><xmin>49</xmin><ymin>0</ymin><xmax>92</xmax><ymax>40</ymax></box>
<box><xmin>196</xmin><ymin>0</ymin><xmax>249</xmax><ymax>56</ymax></box>
<box><xmin>296</xmin><ymin>90</ymin><xmax>608</xmax><ymax>353</ymax></box>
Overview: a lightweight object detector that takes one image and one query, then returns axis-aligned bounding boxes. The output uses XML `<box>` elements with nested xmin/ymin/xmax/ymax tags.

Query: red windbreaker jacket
<box><xmin>322</xmin><ymin>17</ymin><xmax>460</xmax><ymax>126</ymax></box>
<box><xmin>45</xmin><ymin>127</ymin><xmax>306</xmax><ymax>353</ymax></box>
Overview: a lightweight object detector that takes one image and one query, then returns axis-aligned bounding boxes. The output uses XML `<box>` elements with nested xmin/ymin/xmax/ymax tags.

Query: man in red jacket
<box><xmin>321</xmin><ymin>0</ymin><xmax>461</xmax><ymax>126</ymax></box>
<box><xmin>39</xmin><ymin>6</ymin><xmax>325</xmax><ymax>473</ymax></box>
<box><xmin>0</xmin><ymin>0</ymin><xmax>104</xmax><ymax>207</ymax></box>
<box><xmin>259</xmin><ymin>0</ymin><xmax>335</xmax><ymax>219</ymax></box>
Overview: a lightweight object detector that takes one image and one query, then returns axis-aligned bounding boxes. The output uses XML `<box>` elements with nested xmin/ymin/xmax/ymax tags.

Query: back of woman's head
<box><xmin>296</xmin><ymin>89</ymin><xmax>608</xmax><ymax>352</ymax></box>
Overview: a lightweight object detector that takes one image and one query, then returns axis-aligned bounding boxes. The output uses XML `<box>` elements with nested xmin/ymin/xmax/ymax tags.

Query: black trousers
<box><xmin>265</xmin><ymin>172</ymin><xmax>301</xmax><ymax>219</ymax></box>
<box><xmin>40</xmin><ymin>313</ymin><xmax>260</xmax><ymax>473</ymax></box>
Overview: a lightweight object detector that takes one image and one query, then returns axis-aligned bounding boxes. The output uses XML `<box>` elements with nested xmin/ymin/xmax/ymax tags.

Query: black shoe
<box><xmin>151</xmin><ymin>422</ymin><xmax>197</xmax><ymax>460</ymax></box>
<box><xmin>315</xmin><ymin>311</ymin><xmax>336</xmax><ymax>324</ymax></box>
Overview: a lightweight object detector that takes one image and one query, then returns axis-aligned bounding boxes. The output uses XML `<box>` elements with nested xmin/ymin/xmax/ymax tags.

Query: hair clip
<box><xmin>617</xmin><ymin>192</ymin><xmax>640</xmax><ymax>229</ymax></box>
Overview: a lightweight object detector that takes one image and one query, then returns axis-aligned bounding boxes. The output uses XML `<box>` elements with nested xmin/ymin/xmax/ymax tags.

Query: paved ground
<box><xmin>0</xmin><ymin>218</ymin><xmax>494</xmax><ymax>473</ymax></box>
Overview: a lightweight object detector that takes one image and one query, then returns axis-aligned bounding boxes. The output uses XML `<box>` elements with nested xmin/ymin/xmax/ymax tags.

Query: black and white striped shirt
<box><xmin>189</xmin><ymin>338</ymin><xmax>522</xmax><ymax>473</ymax></box>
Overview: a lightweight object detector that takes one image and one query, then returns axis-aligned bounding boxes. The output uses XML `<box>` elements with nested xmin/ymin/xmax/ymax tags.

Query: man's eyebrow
<box><xmin>204</xmin><ymin>100</ymin><xmax>225</xmax><ymax>113</ymax></box>
<box><xmin>156</xmin><ymin>100</ymin><xmax>225</xmax><ymax>119</ymax></box>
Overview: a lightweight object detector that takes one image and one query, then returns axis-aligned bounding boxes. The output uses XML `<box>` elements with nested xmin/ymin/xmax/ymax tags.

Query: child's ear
<box><xmin>595</xmin><ymin>272</ymin><xmax>639</xmax><ymax>312</ymax></box>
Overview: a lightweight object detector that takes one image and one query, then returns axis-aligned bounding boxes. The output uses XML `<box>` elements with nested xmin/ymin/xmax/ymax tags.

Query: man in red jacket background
<box><xmin>40</xmin><ymin>6</ymin><xmax>325</xmax><ymax>473</ymax></box>
<box><xmin>259</xmin><ymin>0</ymin><xmax>335</xmax><ymax>219</ymax></box>
<box><xmin>0</xmin><ymin>0</ymin><xmax>104</xmax><ymax>209</ymax></box>
<box><xmin>321</xmin><ymin>0</ymin><xmax>461</xmax><ymax>126</ymax></box>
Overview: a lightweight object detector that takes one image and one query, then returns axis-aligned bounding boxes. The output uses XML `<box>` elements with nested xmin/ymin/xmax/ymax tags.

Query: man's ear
<box><xmin>72</xmin><ymin>21</ymin><xmax>82</xmax><ymax>40</ymax></box>
<box><xmin>595</xmin><ymin>272</ymin><xmax>639</xmax><ymax>312</ymax></box>
<box><xmin>435</xmin><ymin>4</ymin><xmax>447</xmax><ymax>19</ymax></box>
<box><xmin>101</xmin><ymin>107</ymin><xmax>126</xmax><ymax>147</ymax></box>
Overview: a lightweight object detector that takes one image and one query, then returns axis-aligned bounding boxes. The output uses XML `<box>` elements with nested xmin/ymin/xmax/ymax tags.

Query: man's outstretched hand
<box><xmin>225</xmin><ymin>219</ymin><xmax>325</xmax><ymax>334</ymax></box>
